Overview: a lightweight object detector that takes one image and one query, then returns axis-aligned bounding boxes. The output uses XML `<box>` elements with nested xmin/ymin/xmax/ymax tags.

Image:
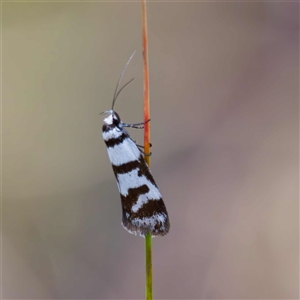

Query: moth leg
<box><xmin>135</xmin><ymin>142</ymin><xmax>152</xmax><ymax>148</ymax></box>
<box><xmin>136</xmin><ymin>144</ymin><xmax>152</xmax><ymax>156</ymax></box>
<box><xmin>140</xmin><ymin>149</ymin><xmax>152</xmax><ymax>157</ymax></box>
<box><xmin>122</xmin><ymin>119</ymin><xmax>151</xmax><ymax>129</ymax></box>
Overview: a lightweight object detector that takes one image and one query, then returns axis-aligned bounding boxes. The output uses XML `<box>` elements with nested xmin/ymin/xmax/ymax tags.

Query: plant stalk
<box><xmin>142</xmin><ymin>0</ymin><xmax>152</xmax><ymax>300</ymax></box>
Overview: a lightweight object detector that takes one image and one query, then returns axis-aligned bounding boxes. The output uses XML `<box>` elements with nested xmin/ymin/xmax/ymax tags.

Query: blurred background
<box><xmin>2</xmin><ymin>1</ymin><xmax>299</xmax><ymax>299</ymax></box>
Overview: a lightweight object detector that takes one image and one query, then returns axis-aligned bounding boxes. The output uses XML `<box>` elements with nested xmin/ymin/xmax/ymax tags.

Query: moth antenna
<box><xmin>112</xmin><ymin>50</ymin><xmax>136</xmax><ymax>110</ymax></box>
<box><xmin>114</xmin><ymin>78</ymin><xmax>134</xmax><ymax>102</ymax></box>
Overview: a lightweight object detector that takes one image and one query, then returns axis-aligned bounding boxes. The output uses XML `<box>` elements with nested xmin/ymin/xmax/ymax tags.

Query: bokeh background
<box><xmin>2</xmin><ymin>1</ymin><xmax>299</xmax><ymax>299</ymax></box>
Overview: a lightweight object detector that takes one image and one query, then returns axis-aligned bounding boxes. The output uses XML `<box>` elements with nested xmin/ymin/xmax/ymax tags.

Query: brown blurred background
<box><xmin>2</xmin><ymin>2</ymin><xmax>299</xmax><ymax>299</ymax></box>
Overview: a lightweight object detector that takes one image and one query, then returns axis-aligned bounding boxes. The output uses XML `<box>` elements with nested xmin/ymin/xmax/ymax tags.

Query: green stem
<box><xmin>145</xmin><ymin>232</ymin><xmax>152</xmax><ymax>300</ymax></box>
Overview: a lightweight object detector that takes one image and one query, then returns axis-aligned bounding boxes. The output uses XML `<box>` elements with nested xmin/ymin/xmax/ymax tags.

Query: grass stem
<box><xmin>142</xmin><ymin>0</ymin><xmax>152</xmax><ymax>299</ymax></box>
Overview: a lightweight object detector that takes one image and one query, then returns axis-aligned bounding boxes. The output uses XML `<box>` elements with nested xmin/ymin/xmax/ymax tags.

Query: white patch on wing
<box><xmin>132</xmin><ymin>194</ymin><xmax>150</xmax><ymax>213</ymax></box>
<box><xmin>131</xmin><ymin>213</ymin><xmax>167</xmax><ymax>233</ymax></box>
<box><xmin>106</xmin><ymin>138</ymin><xmax>141</xmax><ymax>166</ymax></box>
<box><xmin>117</xmin><ymin>168</ymin><xmax>162</xmax><ymax>212</ymax></box>
<box><xmin>102</xmin><ymin>127</ymin><xmax>123</xmax><ymax>141</ymax></box>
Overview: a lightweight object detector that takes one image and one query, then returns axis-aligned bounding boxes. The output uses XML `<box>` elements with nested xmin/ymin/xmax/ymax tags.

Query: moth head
<box><xmin>101</xmin><ymin>110</ymin><xmax>121</xmax><ymax>126</ymax></box>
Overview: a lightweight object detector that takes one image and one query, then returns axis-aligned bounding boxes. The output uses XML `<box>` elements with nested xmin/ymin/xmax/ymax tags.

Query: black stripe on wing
<box><xmin>111</xmin><ymin>154</ymin><xmax>156</xmax><ymax>187</ymax></box>
<box><xmin>104</xmin><ymin>132</ymin><xmax>128</xmax><ymax>148</ymax></box>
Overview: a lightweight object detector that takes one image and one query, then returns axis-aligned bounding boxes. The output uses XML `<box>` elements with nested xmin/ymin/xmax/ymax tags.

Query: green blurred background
<box><xmin>2</xmin><ymin>1</ymin><xmax>299</xmax><ymax>299</ymax></box>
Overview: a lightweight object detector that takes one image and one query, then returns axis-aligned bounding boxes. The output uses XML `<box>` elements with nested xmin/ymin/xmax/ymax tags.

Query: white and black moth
<box><xmin>101</xmin><ymin>53</ymin><xmax>169</xmax><ymax>237</ymax></box>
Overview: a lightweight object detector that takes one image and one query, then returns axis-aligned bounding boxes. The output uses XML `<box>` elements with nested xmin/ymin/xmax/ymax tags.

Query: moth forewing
<box><xmin>102</xmin><ymin>116</ymin><xmax>169</xmax><ymax>237</ymax></box>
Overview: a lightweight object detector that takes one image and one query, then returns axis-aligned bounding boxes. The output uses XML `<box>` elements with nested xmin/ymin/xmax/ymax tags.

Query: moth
<box><xmin>100</xmin><ymin>53</ymin><xmax>170</xmax><ymax>237</ymax></box>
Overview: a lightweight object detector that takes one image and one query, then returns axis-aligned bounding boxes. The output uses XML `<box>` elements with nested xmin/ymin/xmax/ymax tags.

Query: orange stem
<box><xmin>142</xmin><ymin>0</ymin><xmax>150</xmax><ymax>166</ymax></box>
